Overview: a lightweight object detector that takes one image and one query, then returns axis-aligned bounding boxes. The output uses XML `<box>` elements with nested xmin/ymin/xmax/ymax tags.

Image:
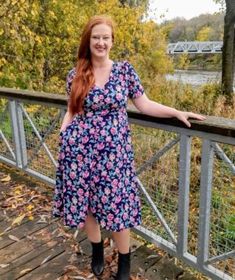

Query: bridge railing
<box><xmin>0</xmin><ymin>88</ymin><xmax>234</xmax><ymax>280</ymax></box>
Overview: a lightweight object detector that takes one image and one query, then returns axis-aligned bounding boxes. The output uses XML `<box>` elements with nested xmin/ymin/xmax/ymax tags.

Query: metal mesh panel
<box><xmin>0</xmin><ymin>98</ymin><xmax>15</xmax><ymax>162</ymax></box>
<box><xmin>131</xmin><ymin>124</ymin><xmax>179</xmax><ymax>243</ymax></box>
<box><xmin>20</xmin><ymin>102</ymin><xmax>63</xmax><ymax>179</ymax></box>
<box><xmin>209</xmin><ymin>143</ymin><xmax>235</xmax><ymax>279</ymax></box>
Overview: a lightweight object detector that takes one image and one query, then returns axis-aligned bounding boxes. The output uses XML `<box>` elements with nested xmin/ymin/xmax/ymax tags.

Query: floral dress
<box><xmin>53</xmin><ymin>61</ymin><xmax>144</xmax><ymax>232</ymax></box>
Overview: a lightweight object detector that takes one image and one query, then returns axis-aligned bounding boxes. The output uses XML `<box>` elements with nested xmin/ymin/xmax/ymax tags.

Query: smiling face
<box><xmin>90</xmin><ymin>23</ymin><xmax>113</xmax><ymax>59</ymax></box>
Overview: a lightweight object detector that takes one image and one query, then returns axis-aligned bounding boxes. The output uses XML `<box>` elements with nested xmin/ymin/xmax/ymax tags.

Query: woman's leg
<box><xmin>112</xmin><ymin>229</ymin><xmax>130</xmax><ymax>253</ymax></box>
<box><xmin>85</xmin><ymin>212</ymin><xmax>104</xmax><ymax>276</ymax></box>
<box><xmin>84</xmin><ymin>211</ymin><xmax>101</xmax><ymax>242</ymax></box>
<box><xmin>112</xmin><ymin>229</ymin><xmax>131</xmax><ymax>280</ymax></box>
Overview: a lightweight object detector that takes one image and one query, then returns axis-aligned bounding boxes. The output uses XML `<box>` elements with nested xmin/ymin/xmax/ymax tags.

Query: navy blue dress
<box><xmin>53</xmin><ymin>61</ymin><xmax>144</xmax><ymax>231</ymax></box>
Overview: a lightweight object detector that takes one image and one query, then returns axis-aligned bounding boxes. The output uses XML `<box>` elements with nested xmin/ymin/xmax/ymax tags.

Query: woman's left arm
<box><xmin>132</xmin><ymin>94</ymin><xmax>206</xmax><ymax>127</ymax></box>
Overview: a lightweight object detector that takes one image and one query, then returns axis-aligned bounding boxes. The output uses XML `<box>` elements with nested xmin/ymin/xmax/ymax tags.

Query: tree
<box><xmin>215</xmin><ymin>0</ymin><xmax>235</xmax><ymax>99</ymax></box>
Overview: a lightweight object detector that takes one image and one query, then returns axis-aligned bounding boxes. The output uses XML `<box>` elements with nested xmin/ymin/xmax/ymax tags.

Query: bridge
<box><xmin>0</xmin><ymin>88</ymin><xmax>234</xmax><ymax>280</ymax></box>
<box><xmin>167</xmin><ymin>41</ymin><xmax>223</xmax><ymax>54</ymax></box>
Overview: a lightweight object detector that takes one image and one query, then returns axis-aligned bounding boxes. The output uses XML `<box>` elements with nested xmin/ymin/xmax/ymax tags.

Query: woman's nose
<box><xmin>97</xmin><ymin>38</ymin><xmax>104</xmax><ymax>45</ymax></box>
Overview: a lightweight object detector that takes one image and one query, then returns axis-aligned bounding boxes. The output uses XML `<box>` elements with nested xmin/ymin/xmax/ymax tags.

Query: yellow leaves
<box><xmin>26</xmin><ymin>204</ymin><xmax>34</xmax><ymax>211</ymax></box>
<box><xmin>196</xmin><ymin>26</ymin><xmax>213</xmax><ymax>41</ymax></box>
<box><xmin>11</xmin><ymin>214</ymin><xmax>25</xmax><ymax>226</ymax></box>
<box><xmin>0</xmin><ymin>174</ymin><xmax>11</xmax><ymax>182</ymax></box>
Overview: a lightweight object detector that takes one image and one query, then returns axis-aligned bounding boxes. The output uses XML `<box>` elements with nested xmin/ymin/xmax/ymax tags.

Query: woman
<box><xmin>53</xmin><ymin>15</ymin><xmax>205</xmax><ymax>280</ymax></box>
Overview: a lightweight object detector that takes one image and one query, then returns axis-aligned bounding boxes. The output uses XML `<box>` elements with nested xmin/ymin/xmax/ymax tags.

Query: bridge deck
<box><xmin>0</xmin><ymin>167</ymin><xmax>198</xmax><ymax>280</ymax></box>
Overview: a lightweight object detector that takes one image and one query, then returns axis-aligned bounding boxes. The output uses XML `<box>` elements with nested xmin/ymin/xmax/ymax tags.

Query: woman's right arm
<box><xmin>60</xmin><ymin>110</ymin><xmax>74</xmax><ymax>132</ymax></box>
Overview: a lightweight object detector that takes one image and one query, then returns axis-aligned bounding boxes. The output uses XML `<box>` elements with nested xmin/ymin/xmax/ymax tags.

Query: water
<box><xmin>166</xmin><ymin>69</ymin><xmax>235</xmax><ymax>90</ymax></box>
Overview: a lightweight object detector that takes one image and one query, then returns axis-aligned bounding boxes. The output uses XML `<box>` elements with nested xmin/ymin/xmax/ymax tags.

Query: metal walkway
<box><xmin>167</xmin><ymin>41</ymin><xmax>223</xmax><ymax>54</ymax></box>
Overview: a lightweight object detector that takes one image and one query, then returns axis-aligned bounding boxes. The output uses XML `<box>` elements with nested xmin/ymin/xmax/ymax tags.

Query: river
<box><xmin>166</xmin><ymin>69</ymin><xmax>235</xmax><ymax>90</ymax></box>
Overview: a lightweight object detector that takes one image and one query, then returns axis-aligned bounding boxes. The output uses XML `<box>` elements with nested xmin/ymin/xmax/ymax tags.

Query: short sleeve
<box><xmin>124</xmin><ymin>61</ymin><xmax>144</xmax><ymax>99</ymax></box>
<box><xmin>65</xmin><ymin>68</ymin><xmax>76</xmax><ymax>98</ymax></box>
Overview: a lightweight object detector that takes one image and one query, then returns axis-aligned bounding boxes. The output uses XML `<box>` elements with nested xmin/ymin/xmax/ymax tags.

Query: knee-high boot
<box><xmin>91</xmin><ymin>240</ymin><xmax>104</xmax><ymax>276</ymax></box>
<box><xmin>115</xmin><ymin>251</ymin><xmax>131</xmax><ymax>280</ymax></box>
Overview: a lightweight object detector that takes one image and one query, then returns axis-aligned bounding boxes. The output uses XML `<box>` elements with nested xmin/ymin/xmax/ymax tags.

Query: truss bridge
<box><xmin>167</xmin><ymin>41</ymin><xmax>223</xmax><ymax>54</ymax></box>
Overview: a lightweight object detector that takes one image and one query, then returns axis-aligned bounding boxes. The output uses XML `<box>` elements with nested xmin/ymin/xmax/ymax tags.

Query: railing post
<box><xmin>9</xmin><ymin>100</ymin><xmax>27</xmax><ymax>168</ymax></box>
<box><xmin>197</xmin><ymin>139</ymin><xmax>214</xmax><ymax>267</ymax></box>
<box><xmin>177</xmin><ymin>134</ymin><xmax>192</xmax><ymax>256</ymax></box>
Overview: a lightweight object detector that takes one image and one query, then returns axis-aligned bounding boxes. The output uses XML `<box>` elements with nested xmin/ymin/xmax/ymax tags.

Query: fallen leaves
<box><xmin>11</xmin><ymin>214</ymin><xmax>26</xmax><ymax>226</ymax></box>
<box><xmin>0</xmin><ymin>174</ymin><xmax>11</xmax><ymax>182</ymax></box>
<box><xmin>8</xmin><ymin>234</ymin><xmax>20</xmax><ymax>242</ymax></box>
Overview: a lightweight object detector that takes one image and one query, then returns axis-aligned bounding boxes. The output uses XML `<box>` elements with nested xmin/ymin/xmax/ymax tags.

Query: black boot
<box><xmin>115</xmin><ymin>251</ymin><xmax>131</xmax><ymax>280</ymax></box>
<box><xmin>91</xmin><ymin>240</ymin><xmax>104</xmax><ymax>276</ymax></box>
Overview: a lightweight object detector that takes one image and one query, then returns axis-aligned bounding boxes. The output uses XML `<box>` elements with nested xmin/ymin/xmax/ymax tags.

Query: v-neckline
<box><xmin>94</xmin><ymin>61</ymin><xmax>115</xmax><ymax>91</ymax></box>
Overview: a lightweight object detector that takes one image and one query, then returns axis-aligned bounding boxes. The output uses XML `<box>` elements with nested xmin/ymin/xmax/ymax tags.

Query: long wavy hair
<box><xmin>69</xmin><ymin>15</ymin><xmax>115</xmax><ymax>115</ymax></box>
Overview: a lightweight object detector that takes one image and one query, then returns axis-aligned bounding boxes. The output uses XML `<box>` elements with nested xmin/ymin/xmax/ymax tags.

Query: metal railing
<box><xmin>0</xmin><ymin>87</ymin><xmax>234</xmax><ymax>280</ymax></box>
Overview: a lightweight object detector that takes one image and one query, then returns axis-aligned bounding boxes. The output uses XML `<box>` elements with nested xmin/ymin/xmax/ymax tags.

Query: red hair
<box><xmin>69</xmin><ymin>15</ymin><xmax>115</xmax><ymax>115</ymax></box>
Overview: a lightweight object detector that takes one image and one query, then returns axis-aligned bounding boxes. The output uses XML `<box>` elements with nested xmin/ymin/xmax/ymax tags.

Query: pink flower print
<box><xmin>101</xmin><ymin>195</ymin><xmax>107</xmax><ymax>204</ymax></box>
<box><xmin>112</xmin><ymin>179</ymin><xmax>118</xmax><ymax>186</ymax></box>
<box><xmin>101</xmin><ymin>109</ymin><xmax>108</xmax><ymax>116</ymax></box>
<box><xmin>69</xmin><ymin>171</ymin><xmax>76</xmax><ymax>180</ymax></box>
<box><xmin>106</xmin><ymin>161</ymin><xmax>113</xmax><ymax>170</ymax></box>
<box><xmin>76</xmin><ymin>154</ymin><xmax>83</xmax><ymax>162</ymax></box>
<box><xmin>111</xmin><ymin>202</ymin><xmax>117</xmax><ymax>209</ymax></box>
<box><xmin>126</xmin><ymin>144</ymin><xmax>131</xmax><ymax>152</ymax></box>
<box><xmin>107</xmin><ymin>213</ymin><xmax>114</xmax><ymax>221</ymax></box>
<box><xmin>122</xmin><ymin>212</ymin><xmax>128</xmax><ymax>220</ymax></box>
<box><xmin>129</xmin><ymin>193</ymin><xmax>134</xmax><ymax>200</ymax></box>
<box><xmin>105</xmin><ymin>97</ymin><xmax>111</xmax><ymax>103</ymax></box>
<box><xmin>125</xmin><ymin>178</ymin><xmax>129</xmax><ymax>185</ymax></box>
<box><xmin>110</xmin><ymin>127</ymin><xmax>116</xmax><ymax>135</ymax></box>
<box><xmin>89</xmin><ymin>128</ymin><xmax>95</xmax><ymax>134</ymax></box>
<box><xmin>68</xmin><ymin>137</ymin><xmax>75</xmax><ymax>145</ymax></box>
<box><xmin>70</xmin><ymin>205</ymin><xmax>76</xmax><ymax>213</ymax></box>
<box><xmin>116</xmin><ymin>93</ymin><xmax>122</xmax><ymax>101</ymax></box>
<box><xmin>114</xmin><ymin>217</ymin><xmax>120</xmax><ymax>224</ymax></box>
<box><xmin>94</xmin><ymin>176</ymin><xmax>100</xmax><ymax>183</ymax></box>
<box><xmin>82</xmin><ymin>136</ymin><xmax>89</xmax><ymax>144</ymax></box>
<box><xmin>77</xmin><ymin>188</ymin><xmax>84</xmax><ymax>196</ymax></box>
<box><xmin>86</xmin><ymin>112</ymin><xmax>93</xmax><ymax>118</ymax></box>
<box><xmin>112</xmin><ymin>185</ymin><xmax>117</xmax><ymax>193</ymax></box>
<box><xmin>71</xmin><ymin>162</ymin><xmax>77</xmax><ymax>170</ymax></box>
<box><xmin>109</xmin><ymin>153</ymin><xmax>115</xmax><ymax>161</ymax></box>
<box><xmin>67</xmin><ymin>214</ymin><xmax>72</xmax><ymax>221</ymax></box>
<box><xmin>104</xmin><ymin>187</ymin><xmax>111</xmax><ymax>195</ymax></box>
<box><xmin>106</xmin><ymin>136</ymin><xmax>112</xmax><ymax>142</ymax></box>
<box><xmin>125</xmin><ymin>204</ymin><xmax>129</xmax><ymax>211</ymax></box>
<box><xmin>83</xmin><ymin>170</ymin><xmax>89</xmax><ymax>178</ymax></box>
<box><xmin>133</xmin><ymin>209</ymin><xmax>138</xmax><ymax>216</ymax></box>
<box><xmin>101</xmin><ymin>170</ymin><xmax>107</xmax><ymax>177</ymax></box>
<box><xmin>115</xmin><ymin>196</ymin><xmax>121</xmax><ymax>204</ymax></box>
<box><xmin>100</xmin><ymin>129</ymin><xmax>106</xmax><ymax>136</ymax></box>
<box><xmin>97</xmin><ymin>143</ymin><xmax>105</xmax><ymax>150</ymax></box>
<box><xmin>79</xmin><ymin>196</ymin><xmax>84</xmax><ymax>202</ymax></box>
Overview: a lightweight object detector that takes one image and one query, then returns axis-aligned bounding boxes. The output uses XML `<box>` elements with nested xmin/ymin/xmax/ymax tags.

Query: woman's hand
<box><xmin>176</xmin><ymin>111</ymin><xmax>206</xmax><ymax>127</ymax></box>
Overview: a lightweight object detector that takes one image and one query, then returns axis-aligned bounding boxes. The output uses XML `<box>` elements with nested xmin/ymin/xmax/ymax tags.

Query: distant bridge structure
<box><xmin>167</xmin><ymin>41</ymin><xmax>223</xmax><ymax>54</ymax></box>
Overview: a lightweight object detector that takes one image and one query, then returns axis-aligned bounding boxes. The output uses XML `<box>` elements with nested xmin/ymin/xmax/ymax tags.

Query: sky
<box><xmin>148</xmin><ymin>0</ymin><xmax>222</xmax><ymax>23</ymax></box>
